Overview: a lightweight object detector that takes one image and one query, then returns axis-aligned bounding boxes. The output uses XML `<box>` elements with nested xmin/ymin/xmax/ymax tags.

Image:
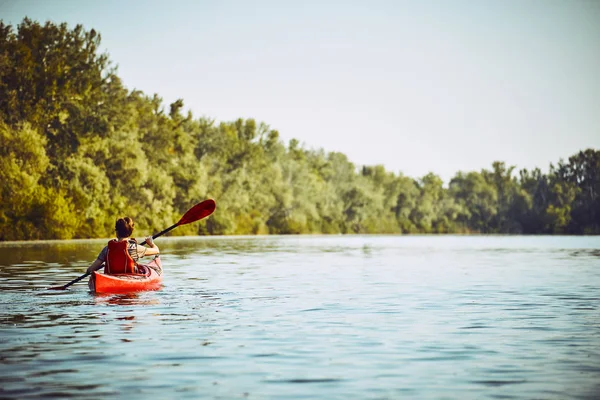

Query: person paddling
<box><xmin>86</xmin><ymin>217</ymin><xmax>160</xmax><ymax>276</ymax></box>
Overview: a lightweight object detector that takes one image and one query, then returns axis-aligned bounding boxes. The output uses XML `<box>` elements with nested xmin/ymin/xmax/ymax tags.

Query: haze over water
<box><xmin>1</xmin><ymin>235</ymin><xmax>599</xmax><ymax>399</ymax></box>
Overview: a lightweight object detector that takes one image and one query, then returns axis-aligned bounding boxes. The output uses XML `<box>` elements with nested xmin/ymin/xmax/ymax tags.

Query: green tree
<box><xmin>0</xmin><ymin>122</ymin><xmax>78</xmax><ymax>239</ymax></box>
<box><xmin>449</xmin><ymin>171</ymin><xmax>498</xmax><ymax>233</ymax></box>
<box><xmin>1</xmin><ymin>18</ymin><xmax>598</xmax><ymax>240</ymax></box>
<box><xmin>555</xmin><ymin>149</ymin><xmax>600</xmax><ymax>233</ymax></box>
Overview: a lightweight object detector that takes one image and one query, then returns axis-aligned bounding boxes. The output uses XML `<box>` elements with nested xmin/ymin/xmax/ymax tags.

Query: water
<box><xmin>0</xmin><ymin>235</ymin><xmax>599</xmax><ymax>399</ymax></box>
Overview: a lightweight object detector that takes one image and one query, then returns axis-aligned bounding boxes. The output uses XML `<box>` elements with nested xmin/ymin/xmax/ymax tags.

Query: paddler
<box><xmin>86</xmin><ymin>217</ymin><xmax>160</xmax><ymax>275</ymax></box>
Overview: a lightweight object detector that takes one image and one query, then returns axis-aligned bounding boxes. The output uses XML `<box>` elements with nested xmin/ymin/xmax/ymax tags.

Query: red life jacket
<box><xmin>105</xmin><ymin>239</ymin><xmax>137</xmax><ymax>274</ymax></box>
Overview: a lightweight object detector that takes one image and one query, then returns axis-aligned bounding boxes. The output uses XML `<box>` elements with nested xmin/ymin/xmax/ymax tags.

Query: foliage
<box><xmin>1</xmin><ymin>19</ymin><xmax>599</xmax><ymax>239</ymax></box>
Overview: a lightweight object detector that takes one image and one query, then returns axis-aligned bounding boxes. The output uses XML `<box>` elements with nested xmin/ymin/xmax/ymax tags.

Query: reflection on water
<box><xmin>0</xmin><ymin>235</ymin><xmax>599</xmax><ymax>399</ymax></box>
<box><xmin>93</xmin><ymin>292</ymin><xmax>161</xmax><ymax>307</ymax></box>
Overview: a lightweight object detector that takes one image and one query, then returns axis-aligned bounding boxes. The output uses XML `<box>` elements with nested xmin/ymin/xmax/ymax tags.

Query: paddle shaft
<box><xmin>151</xmin><ymin>223</ymin><xmax>178</xmax><ymax>240</ymax></box>
<box><xmin>58</xmin><ymin>271</ymin><xmax>91</xmax><ymax>289</ymax></box>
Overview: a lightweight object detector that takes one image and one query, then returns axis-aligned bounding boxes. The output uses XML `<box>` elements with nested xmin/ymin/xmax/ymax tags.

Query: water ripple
<box><xmin>1</xmin><ymin>235</ymin><xmax>599</xmax><ymax>399</ymax></box>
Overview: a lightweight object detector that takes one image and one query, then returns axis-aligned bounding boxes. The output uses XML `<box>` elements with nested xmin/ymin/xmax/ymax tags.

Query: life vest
<box><xmin>105</xmin><ymin>239</ymin><xmax>137</xmax><ymax>274</ymax></box>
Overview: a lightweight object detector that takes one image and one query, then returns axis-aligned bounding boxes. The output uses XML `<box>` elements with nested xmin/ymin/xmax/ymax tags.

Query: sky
<box><xmin>1</xmin><ymin>0</ymin><xmax>599</xmax><ymax>182</ymax></box>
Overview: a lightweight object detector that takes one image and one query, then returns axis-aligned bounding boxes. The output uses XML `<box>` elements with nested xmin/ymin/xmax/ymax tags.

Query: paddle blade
<box><xmin>177</xmin><ymin>199</ymin><xmax>216</xmax><ymax>226</ymax></box>
<box><xmin>48</xmin><ymin>285</ymin><xmax>68</xmax><ymax>290</ymax></box>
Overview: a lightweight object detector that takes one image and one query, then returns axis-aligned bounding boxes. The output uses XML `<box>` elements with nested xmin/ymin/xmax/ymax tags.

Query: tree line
<box><xmin>0</xmin><ymin>19</ymin><xmax>598</xmax><ymax>240</ymax></box>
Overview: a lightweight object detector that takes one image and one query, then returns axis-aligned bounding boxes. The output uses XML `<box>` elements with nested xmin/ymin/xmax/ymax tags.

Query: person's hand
<box><xmin>145</xmin><ymin>236</ymin><xmax>155</xmax><ymax>247</ymax></box>
<box><xmin>86</xmin><ymin>259</ymin><xmax>103</xmax><ymax>274</ymax></box>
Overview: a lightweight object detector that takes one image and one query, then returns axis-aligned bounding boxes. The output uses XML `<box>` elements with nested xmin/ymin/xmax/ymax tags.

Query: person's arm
<box><xmin>86</xmin><ymin>246</ymin><xmax>107</xmax><ymax>274</ymax></box>
<box><xmin>86</xmin><ymin>258</ymin><xmax>104</xmax><ymax>274</ymax></box>
<box><xmin>138</xmin><ymin>236</ymin><xmax>160</xmax><ymax>257</ymax></box>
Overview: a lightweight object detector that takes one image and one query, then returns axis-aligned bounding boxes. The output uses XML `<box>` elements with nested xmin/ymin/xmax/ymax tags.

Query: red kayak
<box><xmin>88</xmin><ymin>256</ymin><xmax>163</xmax><ymax>294</ymax></box>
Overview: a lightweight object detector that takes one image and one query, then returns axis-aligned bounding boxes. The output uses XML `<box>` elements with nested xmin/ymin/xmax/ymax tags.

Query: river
<box><xmin>1</xmin><ymin>235</ymin><xmax>599</xmax><ymax>399</ymax></box>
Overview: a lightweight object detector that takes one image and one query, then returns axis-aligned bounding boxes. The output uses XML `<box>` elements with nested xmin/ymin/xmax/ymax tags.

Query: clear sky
<box><xmin>2</xmin><ymin>0</ymin><xmax>599</xmax><ymax>182</ymax></box>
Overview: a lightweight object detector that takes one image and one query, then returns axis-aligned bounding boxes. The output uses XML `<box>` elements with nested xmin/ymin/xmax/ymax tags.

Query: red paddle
<box><xmin>151</xmin><ymin>199</ymin><xmax>216</xmax><ymax>239</ymax></box>
<box><xmin>48</xmin><ymin>199</ymin><xmax>216</xmax><ymax>290</ymax></box>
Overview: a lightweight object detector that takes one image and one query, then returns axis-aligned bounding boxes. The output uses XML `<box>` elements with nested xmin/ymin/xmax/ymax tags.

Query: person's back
<box><xmin>105</xmin><ymin>238</ymin><xmax>138</xmax><ymax>274</ymax></box>
<box><xmin>86</xmin><ymin>216</ymin><xmax>160</xmax><ymax>276</ymax></box>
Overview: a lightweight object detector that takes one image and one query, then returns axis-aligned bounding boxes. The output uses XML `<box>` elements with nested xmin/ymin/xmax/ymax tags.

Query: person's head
<box><xmin>115</xmin><ymin>217</ymin><xmax>134</xmax><ymax>238</ymax></box>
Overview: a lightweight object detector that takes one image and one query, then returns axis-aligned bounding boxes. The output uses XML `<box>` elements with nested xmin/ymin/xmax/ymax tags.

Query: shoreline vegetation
<box><xmin>1</xmin><ymin>19</ymin><xmax>599</xmax><ymax>240</ymax></box>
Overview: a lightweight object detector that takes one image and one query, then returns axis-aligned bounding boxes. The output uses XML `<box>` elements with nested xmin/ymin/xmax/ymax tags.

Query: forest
<box><xmin>1</xmin><ymin>19</ymin><xmax>599</xmax><ymax>240</ymax></box>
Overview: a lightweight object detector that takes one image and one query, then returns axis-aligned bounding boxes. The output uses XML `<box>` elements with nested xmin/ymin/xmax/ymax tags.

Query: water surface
<box><xmin>1</xmin><ymin>235</ymin><xmax>599</xmax><ymax>399</ymax></box>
